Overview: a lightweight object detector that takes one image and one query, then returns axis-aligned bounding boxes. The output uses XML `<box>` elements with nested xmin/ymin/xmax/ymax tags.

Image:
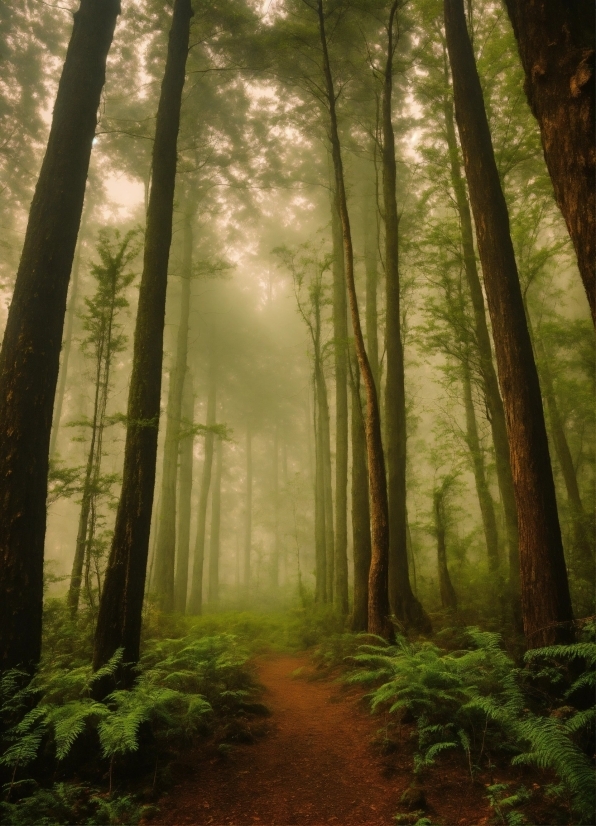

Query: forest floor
<box><xmin>148</xmin><ymin>653</ymin><xmax>498</xmax><ymax>826</ymax></box>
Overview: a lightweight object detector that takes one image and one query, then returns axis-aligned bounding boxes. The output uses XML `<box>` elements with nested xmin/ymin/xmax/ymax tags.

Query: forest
<box><xmin>0</xmin><ymin>0</ymin><xmax>594</xmax><ymax>824</ymax></box>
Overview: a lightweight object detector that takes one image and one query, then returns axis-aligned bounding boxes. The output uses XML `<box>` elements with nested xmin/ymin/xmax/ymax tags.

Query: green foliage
<box><xmin>486</xmin><ymin>783</ymin><xmax>530</xmax><ymax>826</ymax></box>
<box><xmin>346</xmin><ymin>628</ymin><xmax>596</xmax><ymax>822</ymax></box>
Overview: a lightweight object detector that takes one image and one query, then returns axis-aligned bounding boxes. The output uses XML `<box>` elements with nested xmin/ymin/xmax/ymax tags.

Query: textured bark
<box><xmin>504</xmin><ymin>0</ymin><xmax>595</xmax><ymax>324</ymax></box>
<box><xmin>188</xmin><ymin>343</ymin><xmax>217</xmax><ymax>616</ymax></box>
<box><xmin>350</xmin><ymin>351</ymin><xmax>371</xmax><ymax>632</ymax></box>
<box><xmin>174</xmin><ymin>369</ymin><xmax>194</xmax><ymax>613</ymax></box>
<box><xmin>445</xmin><ymin>0</ymin><xmax>573</xmax><ymax>647</ymax></box>
<box><xmin>0</xmin><ymin>0</ymin><xmax>120</xmax><ymax>674</ymax></box>
<box><xmin>93</xmin><ymin>0</ymin><xmax>192</xmax><ymax>677</ymax></box>
<box><xmin>153</xmin><ymin>206</ymin><xmax>194</xmax><ymax>611</ymax></box>
<box><xmin>363</xmin><ymin>157</ymin><xmax>380</xmax><ymax>395</ymax></box>
<box><xmin>50</xmin><ymin>217</ymin><xmax>86</xmax><ymax>459</ymax></box>
<box><xmin>317</xmin><ymin>0</ymin><xmax>392</xmax><ymax>639</ymax></box>
<box><xmin>461</xmin><ymin>357</ymin><xmax>500</xmax><ymax>571</ymax></box>
<box><xmin>208</xmin><ymin>434</ymin><xmax>223</xmax><ymax>604</ymax></box>
<box><xmin>383</xmin><ymin>2</ymin><xmax>431</xmax><ymax>634</ymax></box>
<box><xmin>243</xmin><ymin>422</ymin><xmax>253</xmax><ymax>587</ymax></box>
<box><xmin>442</xmin><ymin>69</ymin><xmax>520</xmax><ymax>613</ymax></box>
<box><xmin>331</xmin><ymin>191</ymin><xmax>349</xmax><ymax>615</ymax></box>
<box><xmin>433</xmin><ymin>487</ymin><xmax>458</xmax><ymax>612</ymax></box>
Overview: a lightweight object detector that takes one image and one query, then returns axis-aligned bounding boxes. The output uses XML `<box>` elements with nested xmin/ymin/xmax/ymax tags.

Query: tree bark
<box><xmin>93</xmin><ymin>0</ymin><xmax>192</xmax><ymax>678</ymax></box>
<box><xmin>433</xmin><ymin>486</ymin><xmax>458</xmax><ymax>612</ymax></box>
<box><xmin>383</xmin><ymin>1</ymin><xmax>431</xmax><ymax>633</ymax></box>
<box><xmin>317</xmin><ymin>0</ymin><xmax>392</xmax><ymax>639</ymax></box>
<box><xmin>174</xmin><ymin>368</ymin><xmax>194</xmax><ymax>612</ymax></box>
<box><xmin>208</xmin><ymin>433</ymin><xmax>223</xmax><ymax>604</ymax></box>
<box><xmin>188</xmin><ymin>340</ymin><xmax>217</xmax><ymax>615</ymax></box>
<box><xmin>363</xmin><ymin>155</ymin><xmax>380</xmax><ymax>395</ymax></box>
<box><xmin>442</xmin><ymin>64</ymin><xmax>521</xmax><ymax>617</ymax></box>
<box><xmin>444</xmin><ymin>0</ymin><xmax>573</xmax><ymax>647</ymax></box>
<box><xmin>243</xmin><ymin>422</ymin><xmax>253</xmax><ymax>588</ymax></box>
<box><xmin>153</xmin><ymin>205</ymin><xmax>194</xmax><ymax>611</ymax></box>
<box><xmin>350</xmin><ymin>349</ymin><xmax>371</xmax><ymax>632</ymax></box>
<box><xmin>331</xmin><ymin>190</ymin><xmax>349</xmax><ymax>614</ymax></box>
<box><xmin>504</xmin><ymin>0</ymin><xmax>595</xmax><ymax>324</ymax></box>
<box><xmin>461</xmin><ymin>356</ymin><xmax>500</xmax><ymax>572</ymax></box>
<box><xmin>0</xmin><ymin>0</ymin><xmax>120</xmax><ymax>675</ymax></box>
<box><xmin>317</xmin><ymin>358</ymin><xmax>335</xmax><ymax>603</ymax></box>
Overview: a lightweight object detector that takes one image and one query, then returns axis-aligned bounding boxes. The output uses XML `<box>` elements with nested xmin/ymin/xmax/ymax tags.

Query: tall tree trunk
<box><xmin>331</xmin><ymin>191</ymin><xmax>349</xmax><ymax>614</ymax></box>
<box><xmin>316</xmin><ymin>359</ymin><xmax>334</xmax><ymax>602</ymax></box>
<box><xmin>433</xmin><ymin>486</ymin><xmax>458</xmax><ymax>612</ymax></box>
<box><xmin>271</xmin><ymin>423</ymin><xmax>280</xmax><ymax>589</ymax></box>
<box><xmin>382</xmin><ymin>1</ymin><xmax>431</xmax><ymax>634</ymax></box>
<box><xmin>208</xmin><ymin>433</ymin><xmax>223</xmax><ymax>604</ymax></box>
<box><xmin>350</xmin><ymin>350</ymin><xmax>371</xmax><ymax>632</ymax></box>
<box><xmin>442</xmin><ymin>62</ymin><xmax>521</xmax><ymax>618</ymax></box>
<box><xmin>174</xmin><ymin>368</ymin><xmax>194</xmax><ymax>612</ymax></box>
<box><xmin>188</xmin><ymin>342</ymin><xmax>217</xmax><ymax>615</ymax></box>
<box><xmin>363</xmin><ymin>154</ymin><xmax>380</xmax><ymax>395</ymax></box>
<box><xmin>444</xmin><ymin>0</ymin><xmax>573</xmax><ymax>647</ymax></box>
<box><xmin>50</xmin><ymin>216</ymin><xmax>87</xmax><ymax>459</ymax></box>
<box><xmin>317</xmin><ymin>0</ymin><xmax>392</xmax><ymax>639</ymax></box>
<box><xmin>153</xmin><ymin>204</ymin><xmax>194</xmax><ymax>611</ymax></box>
<box><xmin>243</xmin><ymin>422</ymin><xmax>253</xmax><ymax>588</ymax></box>
<box><xmin>0</xmin><ymin>0</ymin><xmax>120</xmax><ymax>675</ymax></box>
<box><xmin>93</xmin><ymin>0</ymin><xmax>192</xmax><ymax>678</ymax></box>
<box><xmin>461</xmin><ymin>356</ymin><xmax>500</xmax><ymax>571</ymax></box>
<box><xmin>314</xmin><ymin>381</ymin><xmax>327</xmax><ymax>603</ymax></box>
<box><xmin>503</xmin><ymin>0</ymin><xmax>595</xmax><ymax>324</ymax></box>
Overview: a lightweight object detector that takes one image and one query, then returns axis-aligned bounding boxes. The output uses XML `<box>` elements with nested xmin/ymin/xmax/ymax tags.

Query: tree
<box><xmin>209</xmin><ymin>432</ymin><xmax>223</xmax><ymax>603</ymax></box>
<box><xmin>350</xmin><ymin>348</ymin><xmax>371</xmax><ymax>632</ymax></box>
<box><xmin>174</xmin><ymin>369</ymin><xmax>195</xmax><ymax>612</ymax></box>
<box><xmin>503</xmin><ymin>0</ymin><xmax>595</xmax><ymax>324</ymax></box>
<box><xmin>432</xmin><ymin>475</ymin><xmax>458</xmax><ymax>612</ymax></box>
<box><xmin>444</xmin><ymin>0</ymin><xmax>573</xmax><ymax>647</ymax></box>
<box><xmin>381</xmin><ymin>0</ymin><xmax>431</xmax><ymax>633</ymax></box>
<box><xmin>67</xmin><ymin>228</ymin><xmax>137</xmax><ymax>616</ymax></box>
<box><xmin>93</xmin><ymin>0</ymin><xmax>193</xmax><ymax>680</ymax></box>
<box><xmin>0</xmin><ymin>0</ymin><xmax>120</xmax><ymax>674</ymax></box>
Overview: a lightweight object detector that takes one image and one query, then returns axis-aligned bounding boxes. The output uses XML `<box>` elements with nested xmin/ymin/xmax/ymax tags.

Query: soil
<box><xmin>148</xmin><ymin>654</ymin><xmax>536</xmax><ymax>826</ymax></box>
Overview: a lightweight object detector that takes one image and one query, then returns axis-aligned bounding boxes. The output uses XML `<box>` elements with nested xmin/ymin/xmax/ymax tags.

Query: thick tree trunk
<box><xmin>317</xmin><ymin>0</ymin><xmax>392</xmax><ymax>639</ymax></box>
<box><xmin>243</xmin><ymin>422</ymin><xmax>253</xmax><ymax>588</ymax></box>
<box><xmin>444</xmin><ymin>0</ymin><xmax>573</xmax><ymax>647</ymax></box>
<box><xmin>50</xmin><ymin>218</ymin><xmax>86</xmax><ymax>459</ymax></box>
<box><xmin>442</xmin><ymin>71</ymin><xmax>521</xmax><ymax>617</ymax></box>
<box><xmin>461</xmin><ymin>357</ymin><xmax>500</xmax><ymax>572</ymax></box>
<box><xmin>331</xmin><ymin>192</ymin><xmax>349</xmax><ymax>614</ymax></box>
<box><xmin>433</xmin><ymin>488</ymin><xmax>458</xmax><ymax>612</ymax></box>
<box><xmin>188</xmin><ymin>343</ymin><xmax>217</xmax><ymax>615</ymax></box>
<box><xmin>383</xmin><ymin>2</ymin><xmax>431</xmax><ymax>634</ymax></box>
<box><xmin>0</xmin><ymin>0</ymin><xmax>120</xmax><ymax>675</ymax></box>
<box><xmin>93</xmin><ymin>0</ymin><xmax>192</xmax><ymax>678</ymax></box>
<box><xmin>350</xmin><ymin>350</ymin><xmax>371</xmax><ymax>632</ymax></box>
<box><xmin>504</xmin><ymin>0</ymin><xmax>595</xmax><ymax>324</ymax></box>
<box><xmin>208</xmin><ymin>434</ymin><xmax>223</xmax><ymax>604</ymax></box>
<box><xmin>174</xmin><ymin>369</ymin><xmax>194</xmax><ymax>612</ymax></box>
<box><xmin>153</xmin><ymin>205</ymin><xmax>194</xmax><ymax>611</ymax></box>
<box><xmin>363</xmin><ymin>156</ymin><xmax>380</xmax><ymax>395</ymax></box>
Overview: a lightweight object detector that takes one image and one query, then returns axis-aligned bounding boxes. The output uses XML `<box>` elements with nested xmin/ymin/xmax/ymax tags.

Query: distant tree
<box><xmin>0</xmin><ymin>0</ymin><xmax>120</xmax><ymax>675</ymax></box>
<box><xmin>174</xmin><ymin>370</ymin><xmax>195</xmax><ymax>613</ymax></box>
<box><xmin>93</xmin><ymin>0</ymin><xmax>193</xmax><ymax>682</ymax></box>
<box><xmin>432</xmin><ymin>475</ymin><xmax>458</xmax><ymax>612</ymax></box>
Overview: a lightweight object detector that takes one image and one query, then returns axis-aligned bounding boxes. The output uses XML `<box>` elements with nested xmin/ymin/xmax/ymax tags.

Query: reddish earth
<box><xmin>149</xmin><ymin>654</ymin><xmax>502</xmax><ymax>826</ymax></box>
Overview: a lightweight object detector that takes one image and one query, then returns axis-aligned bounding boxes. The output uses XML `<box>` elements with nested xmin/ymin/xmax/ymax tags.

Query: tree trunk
<box><xmin>363</xmin><ymin>154</ymin><xmax>380</xmax><ymax>395</ymax></box>
<box><xmin>174</xmin><ymin>368</ymin><xmax>194</xmax><ymax>612</ymax></box>
<box><xmin>208</xmin><ymin>433</ymin><xmax>223</xmax><ymax>604</ymax></box>
<box><xmin>188</xmin><ymin>341</ymin><xmax>217</xmax><ymax>616</ymax></box>
<box><xmin>314</xmin><ymin>381</ymin><xmax>327</xmax><ymax>603</ymax></box>
<box><xmin>316</xmin><ymin>358</ymin><xmax>335</xmax><ymax>602</ymax></box>
<box><xmin>383</xmin><ymin>1</ymin><xmax>431</xmax><ymax>634</ymax></box>
<box><xmin>271</xmin><ymin>423</ymin><xmax>280</xmax><ymax>589</ymax></box>
<box><xmin>350</xmin><ymin>350</ymin><xmax>371</xmax><ymax>632</ymax></box>
<box><xmin>433</xmin><ymin>487</ymin><xmax>458</xmax><ymax>612</ymax></box>
<box><xmin>444</xmin><ymin>0</ymin><xmax>573</xmax><ymax>647</ymax></box>
<box><xmin>461</xmin><ymin>356</ymin><xmax>500</xmax><ymax>571</ymax></box>
<box><xmin>504</xmin><ymin>0</ymin><xmax>595</xmax><ymax>324</ymax></box>
<box><xmin>0</xmin><ymin>0</ymin><xmax>120</xmax><ymax>675</ymax></box>
<box><xmin>153</xmin><ymin>205</ymin><xmax>194</xmax><ymax>611</ymax></box>
<box><xmin>331</xmin><ymin>191</ymin><xmax>349</xmax><ymax>614</ymax></box>
<box><xmin>317</xmin><ymin>0</ymin><xmax>392</xmax><ymax>640</ymax></box>
<box><xmin>93</xmin><ymin>0</ymin><xmax>192</xmax><ymax>678</ymax></box>
<box><xmin>243</xmin><ymin>422</ymin><xmax>253</xmax><ymax>588</ymax></box>
<box><xmin>442</xmin><ymin>63</ymin><xmax>521</xmax><ymax>618</ymax></box>
<box><xmin>50</xmin><ymin>216</ymin><xmax>87</xmax><ymax>459</ymax></box>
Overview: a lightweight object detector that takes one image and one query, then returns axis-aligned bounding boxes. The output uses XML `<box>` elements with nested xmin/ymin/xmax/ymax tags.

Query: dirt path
<box><xmin>153</xmin><ymin>654</ymin><xmax>406</xmax><ymax>825</ymax></box>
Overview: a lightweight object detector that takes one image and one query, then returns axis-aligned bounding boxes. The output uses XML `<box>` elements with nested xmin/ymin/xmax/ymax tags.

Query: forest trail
<box><xmin>152</xmin><ymin>654</ymin><xmax>406</xmax><ymax>825</ymax></box>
